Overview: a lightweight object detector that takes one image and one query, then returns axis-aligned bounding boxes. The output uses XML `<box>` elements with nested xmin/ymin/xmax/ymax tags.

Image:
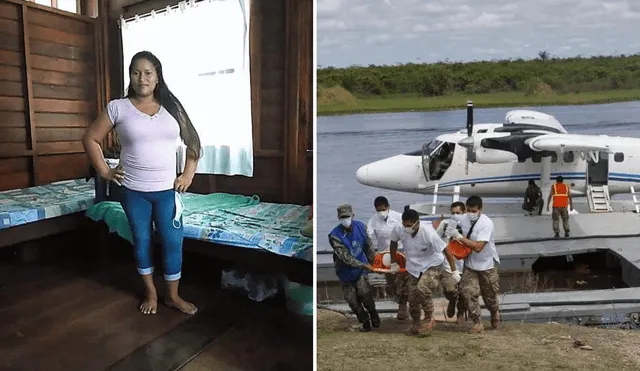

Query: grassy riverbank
<box><xmin>317</xmin><ymin>87</ymin><xmax>640</xmax><ymax>116</ymax></box>
<box><xmin>317</xmin><ymin>309</ymin><xmax>640</xmax><ymax>371</ymax></box>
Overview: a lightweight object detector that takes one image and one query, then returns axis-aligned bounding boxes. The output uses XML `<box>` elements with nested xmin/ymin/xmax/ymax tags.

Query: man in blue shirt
<box><xmin>328</xmin><ymin>204</ymin><xmax>380</xmax><ymax>332</ymax></box>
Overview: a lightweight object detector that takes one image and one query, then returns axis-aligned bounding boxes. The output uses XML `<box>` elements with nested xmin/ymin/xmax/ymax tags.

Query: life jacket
<box><xmin>551</xmin><ymin>183</ymin><xmax>569</xmax><ymax>208</ymax></box>
<box><xmin>372</xmin><ymin>251</ymin><xmax>407</xmax><ymax>273</ymax></box>
<box><xmin>329</xmin><ymin>220</ymin><xmax>369</xmax><ymax>282</ymax></box>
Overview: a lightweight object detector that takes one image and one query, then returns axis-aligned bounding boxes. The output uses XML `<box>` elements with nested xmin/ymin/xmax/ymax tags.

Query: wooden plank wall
<box><xmin>109</xmin><ymin>0</ymin><xmax>313</xmax><ymax>206</ymax></box>
<box><xmin>0</xmin><ymin>0</ymin><xmax>98</xmax><ymax>191</ymax></box>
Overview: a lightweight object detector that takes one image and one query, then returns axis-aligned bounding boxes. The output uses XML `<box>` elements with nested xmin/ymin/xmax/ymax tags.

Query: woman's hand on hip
<box><xmin>174</xmin><ymin>173</ymin><xmax>193</xmax><ymax>193</ymax></box>
<box><xmin>100</xmin><ymin>165</ymin><xmax>125</xmax><ymax>186</ymax></box>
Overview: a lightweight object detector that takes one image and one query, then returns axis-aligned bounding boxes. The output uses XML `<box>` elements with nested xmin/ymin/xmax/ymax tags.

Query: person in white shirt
<box><xmin>445</xmin><ymin>195</ymin><xmax>501</xmax><ymax>334</ymax></box>
<box><xmin>389</xmin><ymin>208</ymin><xmax>461</xmax><ymax>337</ymax></box>
<box><xmin>434</xmin><ymin>201</ymin><xmax>469</xmax><ymax>325</ymax></box>
<box><xmin>367</xmin><ymin>196</ymin><xmax>409</xmax><ymax>320</ymax></box>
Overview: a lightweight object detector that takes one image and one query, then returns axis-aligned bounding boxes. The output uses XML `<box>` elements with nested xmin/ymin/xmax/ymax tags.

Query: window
<box><xmin>551</xmin><ymin>153</ymin><xmax>557</xmax><ymax>163</ymax></box>
<box><xmin>31</xmin><ymin>0</ymin><xmax>78</xmax><ymax>13</ymax></box>
<box><xmin>121</xmin><ymin>0</ymin><xmax>253</xmax><ymax>176</ymax></box>
<box><xmin>532</xmin><ymin>154</ymin><xmax>541</xmax><ymax>163</ymax></box>
<box><xmin>563</xmin><ymin>151</ymin><xmax>574</xmax><ymax>163</ymax></box>
<box><xmin>614</xmin><ymin>152</ymin><xmax>624</xmax><ymax>162</ymax></box>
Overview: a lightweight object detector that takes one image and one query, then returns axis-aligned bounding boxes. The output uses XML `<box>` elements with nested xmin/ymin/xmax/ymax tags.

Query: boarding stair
<box><xmin>587</xmin><ymin>185</ymin><xmax>613</xmax><ymax>212</ymax></box>
<box><xmin>630</xmin><ymin>186</ymin><xmax>640</xmax><ymax>213</ymax></box>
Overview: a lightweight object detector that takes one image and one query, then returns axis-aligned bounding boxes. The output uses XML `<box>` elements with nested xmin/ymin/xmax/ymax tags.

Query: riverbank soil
<box><xmin>317</xmin><ymin>309</ymin><xmax>640</xmax><ymax>371</ymax></box>
<box><xmin>316</xmin><ymin>88</ymin><xmax>640</xmax><ymax>115</ymax></box>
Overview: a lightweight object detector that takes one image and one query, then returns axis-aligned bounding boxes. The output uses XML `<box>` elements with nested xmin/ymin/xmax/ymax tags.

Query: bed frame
<box><xmin>91</xmin><ymin>221</ymin><xmax>312</xmax><ymax>286</ymax></box>
<box><xmin>0</xmin><ymin>212</ymin><xmax>90</xmax><ymax>250</ymax></box>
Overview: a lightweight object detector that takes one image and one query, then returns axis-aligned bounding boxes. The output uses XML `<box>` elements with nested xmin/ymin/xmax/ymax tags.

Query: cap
<box><xmin>337</xmin><ymin>204</ymin><xmax>354</xmax><ymax>218</ymax></box>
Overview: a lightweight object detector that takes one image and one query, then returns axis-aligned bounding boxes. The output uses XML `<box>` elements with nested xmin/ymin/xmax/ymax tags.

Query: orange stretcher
<box><xmin>372</xmin><ymin>251</ymin><xmax>407</xmax><ymax>273</ymax></box>
<box><xmin>432</xmin><ymin>219</ymin><xmax>471</xmax><ymax>260</ymax></box>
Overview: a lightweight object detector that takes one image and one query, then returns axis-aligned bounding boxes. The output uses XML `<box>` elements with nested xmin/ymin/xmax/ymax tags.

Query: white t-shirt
<box><xmin>390</xmin><ymin>222</ymin><xmax>446</xmax><ymax>279</ymax></box>
<box><xmin>459</xmin><ymin>213</ymin><xmax>500</xmax><ymax>271</ymax></box>
<box><xmin>367</xmin><ymin>209</ymin><xmax>404</xmax><ymax>252</ymax></box>
<box><xmin>434</xmin><ymin>219</ymin><xmax>466</xmax><ymax>273</ymax></box>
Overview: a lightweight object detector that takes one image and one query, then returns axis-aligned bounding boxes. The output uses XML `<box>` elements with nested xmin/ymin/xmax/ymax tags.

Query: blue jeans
<box><xmin>121</xmin><ymin>187</ymin><xmax>183</xmax><ymax>281</ymax></box>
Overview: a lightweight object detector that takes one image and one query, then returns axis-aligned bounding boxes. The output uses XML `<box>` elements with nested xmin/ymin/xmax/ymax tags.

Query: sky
<box><xmin>317</xmin><ymin>0</ymin><xmax>640</xmax><ymax>68</ymax></box>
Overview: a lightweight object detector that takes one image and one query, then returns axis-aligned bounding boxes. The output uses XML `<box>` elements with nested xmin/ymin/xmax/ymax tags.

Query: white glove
<box><xmin>446</xmin><ymin>227</ymin><xmax>463</xmax><ymax>240</ymax></box>
<box><xmin>451</xmin><ymin>270</ymin><xmax>461</xmax><ymax>284</ymax></box>
<box><xmin>389</xmin><ymin>263</ymin><xmax>400</xmax><ymax>273</ymax></box>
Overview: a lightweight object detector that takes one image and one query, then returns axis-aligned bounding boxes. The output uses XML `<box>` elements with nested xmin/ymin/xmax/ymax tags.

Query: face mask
<box><xmin>451</xmin><ymin>214</ymin><xmax>463</xmax><ymax>222</ymax></box>
<box><xmin>404</xmin><ymin>221</ymin><xmax>418</xmax><ymax>233</ymax></box>
<box><xmin>173</xmin><ymin>192</ymin><xmax>184</xmax><ymax>229</ymax></box>
<box><xmin>467</xmin><ymin>212</ymin><xmax>479</xmax><ymax>222</ymax></box>
<box><xmin>340</xmin><ymin>217</ymin><xmax>352</xmax><ymax>228</ymax></box>
<box><xmin>377</xmin><ymin>210</ymin><xmax>389</xmax><ymax>220</ymax></box>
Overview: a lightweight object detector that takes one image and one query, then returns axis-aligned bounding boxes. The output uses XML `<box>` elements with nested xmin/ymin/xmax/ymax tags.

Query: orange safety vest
<box><xmin>551</xmin><ymin>183</ymin><xmax>569</xmax><ymax>208</ymax></box>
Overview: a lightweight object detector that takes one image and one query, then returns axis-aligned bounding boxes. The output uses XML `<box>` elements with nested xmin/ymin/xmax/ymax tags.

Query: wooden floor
<box><xmin>0</xmin><ymin>229</ymin><xmax>313</xmax><ymax>371</ymax></box>
<box><xmin>180</xmin><ymin>307</ymin><xmax>313</xmax><ymax>371</ymax></box>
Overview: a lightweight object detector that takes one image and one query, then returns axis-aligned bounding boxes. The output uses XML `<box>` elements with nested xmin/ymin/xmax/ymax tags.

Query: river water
<box><xmin>316</xmin><ymin>101</ymin><xmax>640</xmax><ymax>251</ymax></box>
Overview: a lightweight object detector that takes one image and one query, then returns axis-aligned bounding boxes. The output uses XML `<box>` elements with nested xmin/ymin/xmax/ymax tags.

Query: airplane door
<box><xmin>421</xmin><ymin>142</ymin><xmax>430</xmax><ymax>182</ymax></box>
<box><xmin>586</xmin><ymin>151</ymin><xmax>609</xmax><ymax>186</ymax></box>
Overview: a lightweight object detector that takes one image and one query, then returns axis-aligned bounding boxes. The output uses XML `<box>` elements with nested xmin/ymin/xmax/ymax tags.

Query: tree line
<box><xmin>317</xmin><ymin>53</ymin><xmax>640</xmax><ymax>97</ymax></box>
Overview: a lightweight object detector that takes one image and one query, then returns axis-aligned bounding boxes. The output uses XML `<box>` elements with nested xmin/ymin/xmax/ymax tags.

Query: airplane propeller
<box><xmin>458</xmin><ymin>101</ymin><xmax>476</xmax><ymax>173</ymax></box>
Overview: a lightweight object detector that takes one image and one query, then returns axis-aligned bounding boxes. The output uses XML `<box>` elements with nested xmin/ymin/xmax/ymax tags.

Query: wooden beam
<box><xmin>93</xmin><ymin>13</ymin><xmax>102</xmax><ymax>135</ymax></box>
<box><xmin>81</xmin><ymin>0</ymin><xmax>98</xmax><ymax>17</ymax></box>
<box><xmin>21</xmin><ymin>4</ymin><xmax>38</xmax><ymax>186</ymax></box>
<box><xmin>283</xmin><ymin>0</ymin><xmax>312</xmax><ymax>205</ymax></box>
<box><xmin>249</xmin><ymin>0</ymin><xmax>262</xmax><ymax>152</ymax></box>
<box><xmin>282</xmin><ymin>0</ymin><xmax>296</xmax><ymax>203</ymax></box>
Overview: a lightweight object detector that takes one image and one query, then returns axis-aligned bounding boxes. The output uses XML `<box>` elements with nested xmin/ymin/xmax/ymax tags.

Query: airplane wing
<box><xmin>526</xmin><ymin>133</ymin><xmax>612</xmax><ymax>153</ymax></box>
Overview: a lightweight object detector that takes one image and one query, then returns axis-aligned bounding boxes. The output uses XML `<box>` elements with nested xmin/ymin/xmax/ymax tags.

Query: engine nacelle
<box><xmin>473</xmin><ymin>148</ymin><xmax>519</xmax><ymax>164</ymax></box>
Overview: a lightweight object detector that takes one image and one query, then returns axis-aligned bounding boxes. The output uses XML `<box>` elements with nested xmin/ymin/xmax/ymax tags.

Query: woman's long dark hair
<box><xmin>126</xmin><ymin>51</ymin><xmax>202</xmax><ymax>161</ymax></box>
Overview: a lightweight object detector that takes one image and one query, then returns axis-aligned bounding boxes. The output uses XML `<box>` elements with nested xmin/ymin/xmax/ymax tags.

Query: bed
<box><xmin>0</xmin><ymin>179</ymin><xmax>96</xmax><ymax>249</ymax></box>
<box><xmin>86</xmin><ymin>192</ymin><xmax>314</xmax><ymax>285</ymax></box>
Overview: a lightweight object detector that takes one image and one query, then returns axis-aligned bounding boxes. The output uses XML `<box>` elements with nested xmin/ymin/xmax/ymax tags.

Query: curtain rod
<box><xmin>121</xmin><ymin>0</ymin><xmax>221</xmax><ymax>24</ymax></box>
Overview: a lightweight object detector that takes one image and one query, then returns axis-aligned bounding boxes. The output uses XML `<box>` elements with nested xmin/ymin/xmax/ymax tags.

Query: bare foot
<box><xmin>165</xmin><ymin>296</ymin><xmax>198</xmax><ymax>315</ymax></box>
<box><xmin>140</xmin><ymin>294</ymin><xmax>158</xmax><ymax>315</ymax></box>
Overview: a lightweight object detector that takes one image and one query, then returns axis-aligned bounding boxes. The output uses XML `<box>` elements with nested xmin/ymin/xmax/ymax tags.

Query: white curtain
<box><xmin>120</xmin><ymin>0</ymin><xmax>253</xmax><ymax>177</ymax></box>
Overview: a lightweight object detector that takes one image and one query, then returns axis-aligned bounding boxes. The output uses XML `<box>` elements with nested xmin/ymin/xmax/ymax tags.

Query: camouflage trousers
<box><xmin>552</xmin><ymin>207</ymin><xmax>570</xmax><ymax>234</ymax></box>
<box><xmin>341</xmin><ymin>274</ymin><xmax>380</xmax><ymax>325</ymax></box>
<box><xmin>459</xmin><ymin>266</ymin><xmax>500</xmax><ymax>322</ymax></box>
<box><xmin>384</xmin><ymin>272</ymin><xmax>409</xmax><ymax>305</ymax></box>
<box><xmin>443</xmin><ymin>270</ymin><xmax>467</xmax><ymax>314</ymax></box>
<box><xmin>407</xmin><ymin>265</ymin><xmax>457</xmax><ymax>321</ymax></box>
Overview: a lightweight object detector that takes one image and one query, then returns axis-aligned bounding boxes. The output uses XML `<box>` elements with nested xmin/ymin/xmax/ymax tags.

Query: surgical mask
<box><xmin>451</xmin><ymin>214</ymin><xmax>463</xmax><ymax>222</ymax></box>
<box><xmin>173</xmin><ymin>192</ymin><xmax>184</xmax><ymax>229</ymax></box>
<box><xmin>467</xmin><ymin>212</ymin><xmax>479</xmax><ymax>222</ymax></box>
<box><xmin>377</xmin><ymin>210</ymin><xmax>389</xmax><ymax>220</ymax></box>
<box><xmin>404</xmin><ymin>221</ymin><xmax>418</xmax><ymax>233</ymax></box>
<box><xmin>340</xmin><ymin>217</ymin><xmax>352</xmax><ymax>228</ymax></box>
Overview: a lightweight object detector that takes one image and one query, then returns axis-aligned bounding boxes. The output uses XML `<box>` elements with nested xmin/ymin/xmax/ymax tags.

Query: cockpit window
<box><xmin>403</xmin><ymin>140</ymin><xmax>443</xmax><ymax>156</ymax></box>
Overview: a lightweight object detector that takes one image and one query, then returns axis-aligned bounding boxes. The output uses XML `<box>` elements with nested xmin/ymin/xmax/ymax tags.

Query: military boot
<box><xmin>405</xmin><ymin>320</ymin><xmax>421</xmax><ymax>336</ymax></box>
<box><xmin>396</xmin><ymin>303</ymin><xmax>409</xmax><ymax>321</ymax></box>
<box><xmin>456</xmin><ymin>311</ymin><xmax>467</xmax><ymax>325</ymax></box>
<box><xmin>416</xmin><ymin>317</ymin><xmax>435</xmax><ymax>337</ymax></box>
<box><xmin>469</xmin><ymin>320</ymin><xmax>484</xmax><ymax>334</ymax></box>
<box><xmin>446</xmin><ymin>298</ymin><xmax>457</xmax><ymax>318</ymax></box>
<box><xmin>491</xmin><ymin>310</ymin><xmax>501</xmax><ymax>329</ymax></box>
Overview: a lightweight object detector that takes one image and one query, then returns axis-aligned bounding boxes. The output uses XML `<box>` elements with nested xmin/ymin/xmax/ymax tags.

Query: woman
<box><xmin>82</xmin><ymin>51</ymin><xmax>202</xmax><ymax>315</ymax></box>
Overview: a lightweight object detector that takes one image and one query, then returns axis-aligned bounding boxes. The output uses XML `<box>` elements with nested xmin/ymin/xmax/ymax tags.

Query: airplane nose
<box><xmin>355</xmin><ymin>165</ymin><xmax>369</xmax><ymax>185</ymax></box>
<box><xmin>355</xmin><ymin>155</ymin><xmax>423</xmax><ymax>191</ymax></box>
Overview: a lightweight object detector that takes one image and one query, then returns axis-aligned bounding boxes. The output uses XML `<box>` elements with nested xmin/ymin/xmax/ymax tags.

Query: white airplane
<box><xmin>355</xmin><ymin>102</ymin><xmax>640</xmax><ymax>205</ymax></box>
